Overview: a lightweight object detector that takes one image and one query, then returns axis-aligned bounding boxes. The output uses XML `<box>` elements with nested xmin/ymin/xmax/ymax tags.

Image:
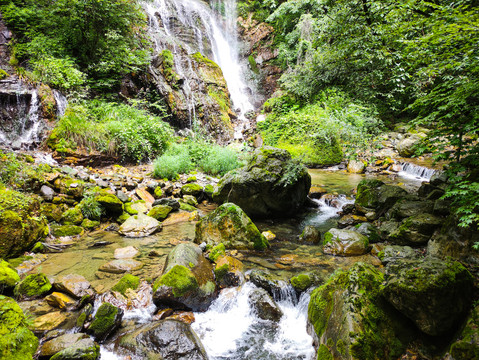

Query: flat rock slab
<box><xmin>119</xmin><ymin>214</ymin><xmax>161</xmax><ymax>237</ymax></box>
<box><xmin>40</xmin><ymin>333</ymin><xmax>89</xmax><ymax>357</ymax></box>
<box><xmin>114</xmin><ymin>246</ymin><xmax>139</xmax><ymax>259</ymax></box>
<box><xmin>99</xmin><ymin>259</ymin><xmax>144</xmax><ymax>274</ymax></box>
<box><xmin>53</xmin><ymin>274</ymin><xmax>94</xmax><ymax>299</ymax></box>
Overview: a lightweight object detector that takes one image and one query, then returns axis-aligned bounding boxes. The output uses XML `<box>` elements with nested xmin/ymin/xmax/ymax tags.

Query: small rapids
<box><xmin>398</xmin><ymin>161</ymin><xmax>436</xmax><ymax>182</ymax></box>
<box><xmin>301</xmin><ymin>194</ymin><xmax>355</xmax><ymax>233</ymax></box>
<box><xmin>192</xmin><ymin>282</ymin><xmax>315</xmax><ymax>360</ymax></box>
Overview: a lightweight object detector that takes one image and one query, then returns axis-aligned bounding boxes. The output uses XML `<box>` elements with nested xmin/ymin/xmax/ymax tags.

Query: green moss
<box><xmin>116</xmin><ymin>213</ymin><xmax>130</xmax><ymax>224</ymax></box>
<box><xmin>208</xmin><ymin>243</ymin><xmax>226</xmax><ymax>262</ymax></box>
<box><xmin>0</xmin><ymin>260</ymin><xmax>20</xmax><ymax>288</ymax></box>
<box><xmin>154</xmin><ymin>187</ymin><xmax>163</xmax><ymax>198</ymax></box>
<box><xmin>179</xmin><ymin>201</ymin><xmax>197</xmax><ymax>212</ymax></box>
<box><xmin>0</xmin><ymin>69</ymin><xmax>9</xmax><ymax>80</ymax></box>
<box><xmin>277</xmin><ymin>138</ymin><xmax>343</xmax><ymax>167</ymax></box>
<box><xmin>204</xmin><ymin>184</ymin><xmax>214</xmax><ymax>198</ymax></box>
<box><xmin>214</xmin><ymin>263</ymin><xmax>229</xmax><ymax>280</ymax></box>
<box><xmin>81</xmin><ymin>219</ymin><xmax>100</xmax><ymax>230</ymax></box>
<box><xmin>290</xmin><ymin>274</ymin><xmax>312</xmax><ymax>292</ymax></box>
<box><xmin>0</xmin><ymin>295</ymin><xmax>39</xmax><ymax>359</ymax></box>
<box><xmin>153</xmin><ymin>265</ymin><xmax>198</xmax><ymax>297</ymax></box>
<box><xmin>148</xmin><ymin>205</ymin><xmax>173</xmax><ymax>220</ymax></box>
<box><xmin>50</xmin><ymin>224</ymin><xmax>84</xmax><ymax>237</ymax></box>
<box><xmin>323</xmin><ymin>232</ymin><xmax>333</xmax><ymax>245</ymax></box>
<box><xmin>124</xmin><ymin>202</ymin><xmax>138</xmax><ymax>215</ymax></box>
<box><xmin>187</xmin><ymin>176</ymin><xmax>197</xmax><ymax>182</ymax></box>
<box><xmin>181</xmin><ymin>183</ymin><xmax>203</xmax><ymax>196</ymax></box>
<box><xmin>160</xmin><ymin>49</ymin><xmax>180</xmax><ymax>85</ymax></box>
<box><xmin>248</xmin><ymin>55</ymin><xmax>259</xmax><ymax>74</ymax></box>
<box><xmin>317</xmin><ymin>344</ymin><xmax>333</xmax><ymax>360</ymax></box>
<box><xmin>88</xmin><ymin>302</ymin><xmax>121</xmax><ymax>340</ymax></box>
<box><xmin>95</xmin><ymin>193</ymin><xmax>123</xmax><ymax>215</ymax></box>
<box><xmin>61</xmin><ymin>206</ymin><xmax>84</xmax><ymax>225</ymax></box>
<box><xmin>111</xmin><ymin>274</ymin><xmax>140</xmax><ymax>295</ymax></box>
<box><xmin>336</xmin><ymin>339</ymin><xmax>346</xmax><ymax>356</ymax></box>
<box><xmin>192</xmin><ymin>52</ymin><xmax>220</xmax><ymax>68</ymax></box>
<box><xmin>14</xmin><ymin>273</ymin><xmax>52</xmax><ymax>298</ymax></box>
<box><xmin>31</xmin><ymin>242</ymin><xmax>44</xmax><ymax>253</ymax></box>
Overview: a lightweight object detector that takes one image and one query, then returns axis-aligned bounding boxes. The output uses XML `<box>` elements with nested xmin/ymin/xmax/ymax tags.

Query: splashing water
<box><xmin>192</xmin><ymin>282</ymin><xmax>315</xmax><ymax>360</ymax></box>
<box><xmin>398</xmin><ymin>162</ymin><xmax>436</xmax><ymax>182</ymax></box>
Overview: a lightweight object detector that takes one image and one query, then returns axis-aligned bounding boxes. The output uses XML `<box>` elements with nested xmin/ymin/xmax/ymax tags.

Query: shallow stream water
<box><xmin>22</xmin><ymin>168</ymin><xmax>431</xmax><ymax>359</ymax></box>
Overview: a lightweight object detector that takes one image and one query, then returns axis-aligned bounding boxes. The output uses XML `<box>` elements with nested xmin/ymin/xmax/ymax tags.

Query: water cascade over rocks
<box><xmin>398</xmin><ymin>161</ymin><xmax>437</xmax><ymax>182</ymax></box>
<box><xmin>143</xmin><ymin>0</ymin><xmax>258</xmax><ymax>141</ymax></box>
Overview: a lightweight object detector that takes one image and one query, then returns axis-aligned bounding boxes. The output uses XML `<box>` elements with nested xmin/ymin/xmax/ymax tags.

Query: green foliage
<box><xmin>153</xmin><ymin>140</ymin><xmax>242</xmax><ymax>179</ymax></box>
<box><xmin>0</xmin><ymin>150</ymin><xmax>51</xmax><ymax>191</ymax></box>
<box><xmin>259</xmin><ymin>88</ymin><xmax>382</xmax><ymax>162</ymax></box>
<box><xmin>237</xmin><ymin>0</ymin><xmax>285</xmax><ymax>22</ymax></box>
<box><xmin>49</xmin><ymin>100</ymin><xmax>173</xmax><ymax>162</ymax></box>
<box><xmin>78</xmin><ymin>196</ymin><xmax>104</xmax><ymax>220</ymax></box>
<box><xmin>0</xmin><ymin>0</ymin><xmax>150</xmax><ymax>91</ymax></box>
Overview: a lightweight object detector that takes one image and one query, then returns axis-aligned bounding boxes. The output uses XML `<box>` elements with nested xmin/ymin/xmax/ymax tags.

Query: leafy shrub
<box><xmin>78</xmin><ymin>196</ymin><xmax>103</xmax><ymax>220</ymax></box>
<box><xmin>153</xmin><ymin>140</ymin><xmax>242</xmax><ymax>179</ymax></box>
<box><xmin>48</xmin><ymin>100</ymin><xmax>173</xmax><ymax>162</ymax></box>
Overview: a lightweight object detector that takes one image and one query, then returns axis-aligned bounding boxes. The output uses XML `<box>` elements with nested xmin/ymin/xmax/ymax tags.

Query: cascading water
<box><xmin>301</xmin><ymin>194</ymin><xmax>355</xmax><ymax>232</ymax></box>
<box><xmin>398</xmin><ymin>162</ymin><xmax>436</xmax><ymax>182</ymax></box>
<box><xmin>53</xmin><ymin>90</ymin><xmax>68</xmax><ymax>118</ymax></box>
<box><xmin>143</xmin><ymin>0</ymin><xmax>256</xmax><ymax>138</ymax></box>
<box><xmin>192</xmin><ymin>282</ymin><xmax>315</xmax><ymax>360</ymax></box>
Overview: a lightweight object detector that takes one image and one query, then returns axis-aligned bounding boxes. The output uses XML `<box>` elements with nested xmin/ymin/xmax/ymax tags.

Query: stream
<box><xmin>19</xmin><ymin>166</ymin><xmax>433</xmax><ymax>360</ymax></box>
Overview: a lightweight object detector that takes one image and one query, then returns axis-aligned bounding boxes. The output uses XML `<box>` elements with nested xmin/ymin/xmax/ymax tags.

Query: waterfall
<box><xmin>398</xmin><ymin>162</ymin><xmax>436</xmax><ymax>182</ymax></box>
<box><xmin>192</xmin><ymin>282</ymin><xmax>315</xmax><ymax>359</ymax></box>
<box><xmin>53</xmin><ymin>90</ymin><xmax>68</xmax><ymax>118</ymax></box>
<box><xmin>143</xmin><ymin>0</ymin><xmax>256</xmax><ymax>138</ymax></box>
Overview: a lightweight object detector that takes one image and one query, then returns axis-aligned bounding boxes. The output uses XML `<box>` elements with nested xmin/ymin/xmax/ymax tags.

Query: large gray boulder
<box><xmin>383</xmin><ymin>258</ymin><xmax>474</xmax><ymax>336</ymax></box>
<box><xmin>355</xmin><ymin>179</ymin><xmax>407</xmax><ymax>216</ymax></box>
<box><xmin>322</xmin><ymin>228</ymin><xmax>370</xmax><ymax>256</ymax></box>
<box><xmin>213</xmin><ymin>147</ymin><xmax>311</xmax><ymax>218</ymax></box>
<box><xmin>388</xmin><ymin>213</ymin><xmax>443</xmax><ymax>246</ymax></box>
<box><xmin>194</xmin><ymin>203</ymin><xmax>269</xmax><ymax>251</ymax></box>
<box><xmin>119</xmin><ymin>213</ymin><xmax>161</xmax><ymax>237</ymax></box>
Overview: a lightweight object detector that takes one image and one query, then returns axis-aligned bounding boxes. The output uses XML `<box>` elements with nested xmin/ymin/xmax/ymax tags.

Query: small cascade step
<box><xmin>398</xmin><ymin>162</ymin><xmax>436</xmax><ymax>181</ymax></box>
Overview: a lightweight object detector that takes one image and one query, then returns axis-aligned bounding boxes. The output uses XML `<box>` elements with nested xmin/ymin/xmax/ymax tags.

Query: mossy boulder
<box><xmin>353</xmin><ymin>222</ymin><xmax>380</xmax><ymax>243</ymax></box>
<box><xmin>179</xmin><ymin>201</ymin><xmax>197</xmax><ymax>212</ymax></box>
<box><xmin>14</xmin><ymin>273</ymin><xmax>52</xmax><ymax>298</ymax></box>
<box><xmin>208</xmin><ymin>243</ymin><xmax>226</xmax><ymax>262</ymax></box>
<box><xmin>322</xmin><ymin>228</ymin><xmax>370</xmax><ymax>256</ymax></box>
<box><xmin>111</xmin><ymin>274</ymin><xmax>140</xmax><ymax>295</ymax></box>
<box><xmin>181</xmin><ymin>183</ymin><xmax>203</xmax><ymax>197</ymax></box>
<box><xmin>214</xmin><ymin>255</ymin><xmax>244</xmax><ymax>288</ymax></box>
<box><xmin>386</xmin><ymin>199</ymin><xmax>435</xmax><ymax>220</ymax></box>
<box><xmin>0</xmin><ymin>188</ymin><xmax>49</xmax><ymax>258</ymax></box>
<box><xmin>42</xmin><ymin>203</ymin><xmax>67</xmax><ymax>222</ymax></box>
<box><xmin>308</xmin><ymin>263</ymin><xmax>410</xmax><ymax>360</ymax></box>
<box><xmin>50</xmin><ymin>224</ymin><xmax>84</xmax><ymax>237</ymax></box>
<box><xmin>0</xmin><ymin>295</ymin><xmax>39</xmax><ymax>359</ymax></box>
<box><xmin>0</xmin><ymin>260</ymin><xmax>20</xmax><ymax>289</ymax></box>
<box><xmin>195</xmin><ymin>203</ymin><xmax>269</xmax><ymax>251</ymax></box>
<box><xmin>213</xmin><ymin>147</ymin><xmax>311</xmax><ymax>218</ymax></box>
<box><xmin>383</xmin><ymin>258</ymin><xmax>473</xmax><ymax>336</ymax></box>
<box><xmin>87</xmin><ymin>302</ymin><xmax>123</xmax><ymax>342</ymax></box>
<box><xmin>355</xmin><ymin>179</ymin><xmax>407</xmax><ymax>214</ymax></box>
<box><xmin>81</xmin><ymin>218</ymin><xmax>100</xmax><ymax>230</ymax></box>
<box><xmin>153</xmin><ymin>243</ymin><xmax>216</xmax><ymax>311</ymax></box>
<box><xmin>147</xmin><ymin>205</ymin><xmax>173</xmax><ymax>220</ymax></box>
<box><xmin>388</xmin><ymin>213</ymin><xmax>443</xmax><ymax>246</ymax></box>
<box><xmin>290</xmin><ymin>274</ymin><xmax>313</xmax><ymax>292</ymax></box>
<box><xmin>53</xmin><ymin>177</ymin><xmax>85</xmax><ymax>198</ymax></box>
<box><xmin>61</xmin><ymin>206</ymin><xmax>84</xmax><ymax>225</ymax></box>
<box><xmin>448</xmin><ymin>304</ymin><xmax>479</xmax><ymax>360</ymax></box>
<box><xmin>40</xmin><ymin>333</ymin><xmax>90</xmax><ymax>358</ymax></box>
<box><xmin>124</xmin><ymin>200</ymin><xmax>149</xmax><ymax>215</ymax></box>
<box><xmin>94</xmin><ymin>191</ymin><xmax>123</xmax><ymax>216</ymax></box>
<box><xmin>48</xmin><ymin>338</ymin><xmax>100</xmax><ymax>360</ymax></box>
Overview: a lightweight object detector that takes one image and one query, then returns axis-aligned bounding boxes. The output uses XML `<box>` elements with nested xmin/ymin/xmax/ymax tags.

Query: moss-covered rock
<box><xmin>299</xmin><ymin>225</ymin><xmax>321</xmax><ymax>244</ymax></box>
<box><xmin>14</xmin><ymin>273</ymin><xmax>52</xmax><ymax>298</ymax></box>
<box><xmin>179</xmin><ymin>201</ymin><xmax>197</xmax><ymax>212</ymax></box>
<box><xmin>124</xmin><ymin>200</ymin><xmax>148</xmax><ymax>215</ymax></box>
<box><xmin>308</xmin><ymin>263</ymin><xmax>410</xmax><ymax>360</ymax></box>
<box><xmin>355</xmin><ymin>179</ymin><xmax>407</xmax><ymax>214</ymax></box>
<box><xmin>213</xmin><ymin>147</ymin><xmax>311</xmax><ymax>218</ymax></box>
<box><xmin>0</xmin><ymin>295</ymin><xmax>39</xmax><ymax>359</ymax></box>
<box><xmin>322</xmin><ymin>228</ymin><xmax>370</xmax><ymax>256</ymax></box>
<box><xmin>81</xmin><ymin>218</ymin><xmax>100</xmax><ymax>230</ymax></box>
<box><xmin>195</xmin><ymin>203</ymin><xmax>269</xmax><ymax>250</ymax></box>
<box><xmin>208</xmin><ymin>243</ymin><xmax>226</xmax><ymax>262</ymax></box>
<box><xmin>42</xmin><ymin>203</ymin><xmax>67</xmax><ymax>223</ymax></box>
<box><xmin>0</xmin><ymin>188</ymin><xmax>49</xmax><ymax>258</ymax></box>
<box><xmin>118</xmin><ymin>214</ymin><xmax>161</xmax><ymax>238</ymax></box>
<box><xmin>204</xmin><ymin>184</ymin><xmax>214</xmax><ymax>199</ymax></box>
<box><xmin>214</xmin><ymin>255</ymin><xmax>244</xmax><ymax>288</ymax></box>
<box><xmin>388</xmin><ymin>213</ymin><xmax>443</xmax><ymax>246</ymax></box>
<box><xmin>148</xmin><ymin>205</ymin><xmax>173</xmax><ymax>220</ymax></box>
<box><xmin>153</xmin><ymin>243</ymin><xmax>216</xmax><ymax>311</ymax></box>
<box><xmin>353</xmin><ymin>222</ymin><xmax>381</xmax><ymax>243</ymax></box>
<box><xmin>154</xmin><ymin>186</ymin><xmax>163</xmax><ymax>198</ymax></box>
<box><xmin>383</xmin><ymin>258</ymin><xmax>474</xmax><ymax>336</ymax></box>
<box><xmin>290</xmin><ymin>274</ymin><xmax>312</xmax><ymax>292</ymax></box>
<box><xmin>87</xmin><ymin>302</ymin><xmax>123</xmax><ymax>342</ymax></box>
<box><xmin>53</xmin><ymin>176</ymin><xmax>85</xmax><ymax>198</ymax></box>
<box><xmin>61</xmin><ymin>206</ymin><xmax>84</xmax><ymax>225</ymax></box>
<box><xmin>0</xmin><ymin>260</ymin><xmax>20</xmax><ymax>289</ymax></box>
<box><xmin>181</xmin><ymin>183</ymin><xmax>204</xmax><ymax>197</ymax></box>
<box><xmin>95</xmin><ymin>192</ymin><xmax>123</xmax><ymax>216</ymax></box>
<box><xmin>49</xmin><ymin>338</ymin><xmax>100</xmax><ymax>360</ymax></box>
<box><xmin>50</xmin><ymin>224</ymin><xmax>84</xmax><ymax>237</ymax></box>
<box><xmin>111</xmin><ymin>274</ymin><xmax>140</xmax><ymax>295</ymax></box>
<box><xmin>448</xmin><ymin>305</ymin><xmax>479</xmax><ymax>360</ymax></box>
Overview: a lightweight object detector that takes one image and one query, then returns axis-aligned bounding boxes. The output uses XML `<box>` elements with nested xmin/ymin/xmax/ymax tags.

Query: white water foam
<box><xmin>192</xmin><ymin>282</ymin><xmax>315</xmax><ymax>360</ymax></box>
<box><xmin>398</xmin><ymin>162</ymin><xmax>436</xmax><ymax>182</ymax></box>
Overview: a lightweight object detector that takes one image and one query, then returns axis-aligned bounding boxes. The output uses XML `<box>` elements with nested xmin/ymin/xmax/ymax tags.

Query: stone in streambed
<box><xmin>87</xmin><ymin>302</ymin><xmax>123</xmax><ymax>342</ymax></box>
<box><xmin>0</xmin><ymin>259</ymin><xmax>20</xmax><ymax>289</ymax></box>
<box><xmin>14</xmin><ymin>273</ymin><xmax>52</xmax><ymax>298</ymax></box>
<box><xmin>248</xmin><ymin>287</ymin><xmax>283</xmax><ymax>322</ymax></box>
<box><xmin>99</xmin><ymin>259</ymin><xmax>144</xmax><ymax>274</ymax></box>
<box><xmin>147</xmin><ymin>204</ymin><xmax>172</xmax><ymax>220</ymax></box>
<box><xmin>119</xmin><ymin>213</ymin><xmax>161</xmax><ymax>237</ymax></box>
<box><xmin>111</xmin><ymin>274</ymin><xmax>140</xmax><ymax>295</ymax></box>
<box><xmin>322</xmin><ymin>228</ymin><xmax>370</xmax><ymax>256</ymax></box>
<box><xmin>195</xmin><ymin>203</ymin><xmax>269</xmax><ymax>251</ymax></box>
<box><xmin>40</xmin><ymin>333</ymin><xmax>90</xmax><ymax>357</ymax></box>
<box><xmin>383</xmin><ymin>258</ymin><xmax>473</xmax><ymax>336</ymax></box>
<box><xmin>53</xmin><ymin>274</ymin><xmax>94</xmax><ymax>299</ymax></box>
<box><xmin>214</xmin><ymin>255</ymin><xmax>245</xmax><ymax>288</ymax></box>
<box><xmin>117</xmin><ymin>319</ymin><xmax>208</xmax><ymax>359</ymax></box>
<box><xmin>114</xmin><ymin>246</ymin><xmax>139</xmax><ymax>259</ymax></box>
<box><xmin>50</xmin><ymin>338</ymin><xmax>100</xmax><ymax>360</ymax></box>
<box><xmin>45</xmin><ymin>292</ymin><xmax>77</xmax><ymax>310</ymax></box>
<box><xmin>388</xmin><ymin>213</ymin><xmax>443</xmax><ymax>246</ymax></box>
